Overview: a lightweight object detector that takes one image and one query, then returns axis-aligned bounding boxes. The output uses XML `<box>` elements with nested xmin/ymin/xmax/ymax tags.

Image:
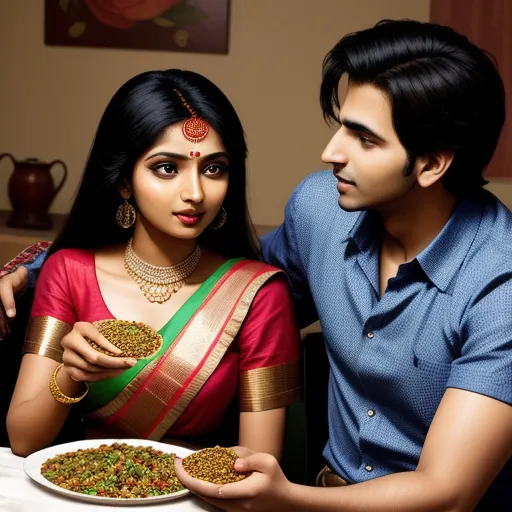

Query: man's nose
<box><xmin>321</xmin><ymin>130</ymin><xmax>348</xmax><ymax>166</ymax></box>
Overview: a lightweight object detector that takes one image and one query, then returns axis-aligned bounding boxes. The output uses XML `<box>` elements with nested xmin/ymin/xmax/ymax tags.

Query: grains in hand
<box><xmin>86</xmin><ymin>319</ymin><xmax>162</xmax><ymax>359</ymax></box>
<box><xmin>181</xmin><ymin>446</ymin><xmax>248</xmax><ymax>484</ymax></box>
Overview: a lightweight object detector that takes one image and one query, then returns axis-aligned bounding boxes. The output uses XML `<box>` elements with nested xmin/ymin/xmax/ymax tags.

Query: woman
<box><xmin>6</xmin><ymin>70</ymin><xmax>301</xmax><ymax>457</ymax></box>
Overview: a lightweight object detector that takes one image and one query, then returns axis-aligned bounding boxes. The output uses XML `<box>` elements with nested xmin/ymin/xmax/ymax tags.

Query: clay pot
<box><xmin>0</xmin><ymin>153</ymin><xmax>67</xmax><ymax>230</ymax></box>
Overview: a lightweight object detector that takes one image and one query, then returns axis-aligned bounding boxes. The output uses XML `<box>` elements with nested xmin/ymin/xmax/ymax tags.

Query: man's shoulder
<box><xmin>479</xmin><ymin>192</ymin><xmax>512</xmax><ymax>247</ymax></box>
<box><xmin>292</xmin><ymin>170</ymin><xmax>338</xmax><ymax>205</ymax></box>
<box><xmin>470</xmin><ymin>192</ymin><xmax>512</xmax><ymax>259</ymax></box>
<box><xmin>289</xmin><ymin>170</ymin><xmax>362</xmax><ymax>235</ymax></box>
<box><xmin>458</xmin><ymin>193</ymin><xmax>512</xmax><ymax>291</ymax></box>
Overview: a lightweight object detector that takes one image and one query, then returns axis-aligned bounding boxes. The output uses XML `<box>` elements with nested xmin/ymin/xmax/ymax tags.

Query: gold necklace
<box><xmin>124</xmin><ymin>239</ymin><xmax>201</xmax><ymax>303</ymax></box>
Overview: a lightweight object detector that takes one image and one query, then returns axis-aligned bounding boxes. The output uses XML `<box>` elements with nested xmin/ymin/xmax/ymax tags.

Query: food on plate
<box><xmin>40</xmin><ymin>442</ymin><xmax>184</xmax><ymax>498</ymax></box>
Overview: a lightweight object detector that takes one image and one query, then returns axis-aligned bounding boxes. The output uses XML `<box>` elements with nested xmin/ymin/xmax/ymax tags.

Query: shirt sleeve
<box><xmin>0</xmin><ymin>241</ymin><xmax>50</xmax><ymax>285</ymax></box>
<box><xmin>26</xmin><ymin>250</ymin><xmax>49</xmax><ymax>288</ymax></box>
<box><xmin>237</xmin><ymin>274</ymin><xmax>303</xmax><ymax>412</ymax></box>
<box><xmin>23</xmin><ymin>250</ymin><xmax>76</xmax><ymax>363</ymax></box>
<box><xmin>447</xmin><ymin>276</ymin><xmax>512</xmax><ymax>405</ymax></box>
<box><xmin>261</xmin><ymin>182</ymin><xmax>318</xmax><ymax>329</ymax></box>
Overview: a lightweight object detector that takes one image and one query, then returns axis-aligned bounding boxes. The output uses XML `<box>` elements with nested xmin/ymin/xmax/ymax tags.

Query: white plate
<box><xmin>24</xmin><ymin>438</ymin><xmax>193</xmax><ymax>506</ymax></box>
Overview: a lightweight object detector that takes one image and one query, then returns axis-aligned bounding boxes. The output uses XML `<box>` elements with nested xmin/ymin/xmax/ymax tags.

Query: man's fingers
<box><xmin>75</xmin><ymin>322</ymin><xmax>122</xmax><ymax>355</ymax></box>
<box><xmin>233</xmin><ymin>452</ymin><xmax>277</xmax><ymax>474</ymax></box>
<box><xmin>0</xmin><ymin>278</ymin><xmax>16</xmax><ymax>319</ymax></box>
<box><xmin>10</xmin><ymin>266</ymin><xmax>27</xmax><ymax>292</ymax></box>
<box><xmin>231</xmin><ymin>446</ymin><xmax>256</xmax><ymax>460</ymax></box>
<box><xmin>174</xmin><ymin>458</ymin><xmax>263</xmax><ymax>501</ymax></box>
<box><xmin>174</xmin><ymin>458</ymin><xmax>224</xmax><ymax>498</ymax></box>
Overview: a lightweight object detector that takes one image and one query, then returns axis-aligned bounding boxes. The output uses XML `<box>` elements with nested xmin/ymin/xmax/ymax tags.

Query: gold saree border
<box><xmin>239</xmin><ymin>360</ymin><xmax>302</xmax><ymax>412</ymax></box>
<box><xmin>22</xmin><ymin>316</ymin><xmax>71</xmax><ymax>363</ymax></box>
<box><xmin>91</xmin><ymin>261</ymin><xmax>279</xmax><ymax>441</ymax></box>
<box><xmin>149</xmin><ymin>269</ymin><xmax>279</xmax><ymax>440</ymax></box>
<box><xmin>89</xmin><ymin>359</ymin><xmax>157</xmax><ymax>419</ymax></box>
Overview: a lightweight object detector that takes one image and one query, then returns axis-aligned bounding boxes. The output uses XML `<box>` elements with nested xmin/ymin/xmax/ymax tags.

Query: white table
<box><xmin>0</xmin><ymin>448</ymin><xmax>219</xmax><ymax>511</ymax></box>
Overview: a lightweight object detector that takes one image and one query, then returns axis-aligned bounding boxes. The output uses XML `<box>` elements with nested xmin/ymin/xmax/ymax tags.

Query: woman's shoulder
<box><xmin>237</xmin><ymin>258</ymin><xmax>283</xmax><ymax>273</ymax></box>
<box><xmin>43</xmin><ymin>247</ymin><xmax>95</xmax><ymax>272</ymax></box>
<box><xmin>231</xmin><ymin>259</ymin><xmax>290</xmax><ymax>302</ymax></box>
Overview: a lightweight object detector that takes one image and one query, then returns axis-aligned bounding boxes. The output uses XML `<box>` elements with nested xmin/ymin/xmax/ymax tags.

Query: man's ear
<box><xmin>416</xmin><ymin>151</ymin><xmax>454</xmax><ymax>188</ymax></box>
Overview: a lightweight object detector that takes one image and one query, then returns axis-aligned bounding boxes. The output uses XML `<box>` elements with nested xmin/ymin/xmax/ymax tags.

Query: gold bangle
<box><xmin>49</xmin><ymin>364</ymin><xmax>89</xmax><ymax>404</ymax></box>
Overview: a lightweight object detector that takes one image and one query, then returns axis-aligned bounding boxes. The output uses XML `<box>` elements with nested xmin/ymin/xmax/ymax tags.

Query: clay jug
<box><xmin>0</xmin><ymin>153</ymin><xmax>67</xmax><ymax>229</ymax></box>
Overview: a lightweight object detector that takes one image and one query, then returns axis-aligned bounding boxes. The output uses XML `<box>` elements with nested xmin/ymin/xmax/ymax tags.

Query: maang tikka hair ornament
<box><xmin>173</xmin><ymin>88</ymin><xmax>209</xmax><ymax>159</ymax></box>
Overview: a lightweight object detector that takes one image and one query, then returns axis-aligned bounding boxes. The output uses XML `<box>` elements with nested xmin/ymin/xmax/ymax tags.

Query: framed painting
<box><xmin>45</xmin><ymin>0</ymin><xmax>230</xmax><ymax>54</ymax></box>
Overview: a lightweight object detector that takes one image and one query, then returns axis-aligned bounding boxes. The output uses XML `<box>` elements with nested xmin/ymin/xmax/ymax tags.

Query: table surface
<box><xmin>0</xmin><ymin>448</ymin><xmax>219</xmax><ymax>512</ymax></box>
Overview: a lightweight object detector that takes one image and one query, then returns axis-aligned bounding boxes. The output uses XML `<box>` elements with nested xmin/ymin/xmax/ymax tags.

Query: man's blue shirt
<box><xmin>262</xmin><ymin>171</ymin><xmax>511</xmax><ymax>502</ymax></box>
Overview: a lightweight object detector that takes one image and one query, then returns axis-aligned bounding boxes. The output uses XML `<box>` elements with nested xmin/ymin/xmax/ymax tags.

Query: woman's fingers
<box><xmin>62</xmin><ymin>349</ymin><xmax>113</xmax><ymax>374</ymax></box>
<box><xmin>64</xmin><ymin>364</ymin><xmax>126</xmax><ymax>383</ymax></box>
<box><xmin>62</xmin><ymin>323</ymin><xmax>136</xmax><ymax>369</ymax></box>
<box><xmin>75</xmin><ymin>322</ymin><xmax>122</xmax><ymax>354</ymax></box>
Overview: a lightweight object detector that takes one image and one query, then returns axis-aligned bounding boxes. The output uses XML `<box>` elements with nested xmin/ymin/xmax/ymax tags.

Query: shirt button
<box><xmin>365</xmin><ymin>464</ymin><xmax>373</xmax><ymax>472</ymax></box>
<box><xmin>367</xmin><ymin>409</ymin><xmax>376</xmax><ymax>417</ymax></box>
<box><xmin>367</xmin><ymin>332</ymin><xmax>374</xmax><ymax>339</ymax></box>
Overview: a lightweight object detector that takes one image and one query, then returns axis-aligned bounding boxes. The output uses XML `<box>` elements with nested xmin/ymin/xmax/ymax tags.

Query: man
<box><xmin>1</xmin><ymin>19</ymin><xmax>511</xmax><ymax>511</ymax></box>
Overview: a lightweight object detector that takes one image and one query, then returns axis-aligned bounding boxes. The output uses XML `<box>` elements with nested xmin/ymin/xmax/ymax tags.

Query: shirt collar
<box><xmin>416</xmin><ymin>198</ymin><xmax>483</xmax><ymax>292</ymax></box>
<box><xmin>342</xmin><ymin>198</ymin><xmax>484</xmax><ymax>292</ymax></box>
<box><xmin>342</xmin><ymin>211</ymin><xmax>382</xmax><ymax>253</ymax></box>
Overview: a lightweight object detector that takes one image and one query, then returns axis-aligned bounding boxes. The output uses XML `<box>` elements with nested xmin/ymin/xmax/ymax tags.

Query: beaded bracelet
<box><xmin>49</xmin><ymin>364</ymin><xmax>89</xmax><ymax>404</ymax></box>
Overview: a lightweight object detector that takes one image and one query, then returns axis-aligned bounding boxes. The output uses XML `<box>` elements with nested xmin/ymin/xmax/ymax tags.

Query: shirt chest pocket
<box><xmin>413</xmin><ymin>354</ymin><xmax>452</xmax><ymax>384</ymax></box>
<box><xmin>412</xmin><ymin>331</ymin><xmax>454</xmax><ymax>386</ymax></box>
<box><xmin>409</xmin><ymin>348</ymin><xmax>453</xmax><ymax>425</ymax></box>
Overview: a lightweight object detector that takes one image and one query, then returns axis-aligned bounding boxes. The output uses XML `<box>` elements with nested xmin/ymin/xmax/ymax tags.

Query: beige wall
<box><xmin>10</xmin><ymin>1</ymin><xmax>512</xmax><ymax>226</ymax></box>
<box><xmin>484</xmin><ymin>181</ymin><xmax>512</xmax><ymax>209</ymax></box>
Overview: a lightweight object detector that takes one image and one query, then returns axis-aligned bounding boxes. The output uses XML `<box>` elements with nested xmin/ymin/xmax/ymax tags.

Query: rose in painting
<box><xmin>84</xmin><ymin>0</ymin><xmax>180</xmax><ymax>28</ymax></box>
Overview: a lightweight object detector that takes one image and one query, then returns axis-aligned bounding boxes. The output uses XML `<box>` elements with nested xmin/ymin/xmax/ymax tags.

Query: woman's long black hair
<box><xmin>47</xmin><ymin>69</ymin><xmax>260</xmax><ymax>261</ymax></box>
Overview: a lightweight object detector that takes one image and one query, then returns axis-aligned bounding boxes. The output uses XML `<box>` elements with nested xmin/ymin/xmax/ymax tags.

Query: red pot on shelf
<box><xmin>0</xmin><ymin>153</ymin><xmax>68</xmax><ymax>230</ymax></box>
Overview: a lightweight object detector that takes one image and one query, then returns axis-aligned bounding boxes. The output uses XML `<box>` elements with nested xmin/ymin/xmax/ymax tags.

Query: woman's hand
<box><xmin>0</xmin><ymin>266</ymin><xmax>28</xmax><ymax>338</ymax></box>
<box><xmin>61</xmin><ymin>321</ymin><xmax>137</xmax><ymax>382</ymax></box>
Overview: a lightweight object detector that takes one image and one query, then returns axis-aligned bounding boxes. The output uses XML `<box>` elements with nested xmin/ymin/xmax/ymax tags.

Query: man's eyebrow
<box><xmin>341</xmin><ymin>118</ymin><xmax>387</xmax><ymax>143</ymax></box>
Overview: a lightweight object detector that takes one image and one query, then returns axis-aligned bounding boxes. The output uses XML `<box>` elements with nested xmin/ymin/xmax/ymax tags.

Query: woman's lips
<box><xmin>174</xmin><ymin>213</ymin><xmax>204</xmax><ymax>225</ymax></box>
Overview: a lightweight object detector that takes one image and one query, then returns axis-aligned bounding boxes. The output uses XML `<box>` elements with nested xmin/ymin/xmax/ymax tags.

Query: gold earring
<box><xmin>116</xmin><ymin>199</ymin><xmax>136</xmax><ymax>228</ymax></box>
<box><xmin>210</xmin><ymin>207</ymin><xmax>227</xmax><ymax>230</ymax></box>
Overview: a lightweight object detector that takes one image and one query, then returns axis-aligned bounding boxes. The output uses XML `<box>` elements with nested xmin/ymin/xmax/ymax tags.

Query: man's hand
<box><xmin>175</xmin><ymin>447</ymin><xmax>297</xmax><ymax>512</ymax></box>
<box><xmin>0</xmin><ymin>266</ymin><xmax>28</xmax><ymax>338</ymax></box>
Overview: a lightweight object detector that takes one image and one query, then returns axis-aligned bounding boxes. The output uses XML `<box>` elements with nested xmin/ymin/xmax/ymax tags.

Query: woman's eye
<box><xmin>204</xmin><ymin>164</ymin><xmax>227</xmax><ymax>176</ymax></box>
<box><xmin>153</xmin><ymin>163</ymin><xmax>178</xmax><ymax>175</ymax></box>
